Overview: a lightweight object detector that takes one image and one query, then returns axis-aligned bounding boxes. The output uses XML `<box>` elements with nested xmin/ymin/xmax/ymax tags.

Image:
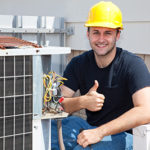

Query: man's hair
<box><xmin>87</xmin><ymin>27</ymin><xmax>121</xmax><ymax>34</ymax></box>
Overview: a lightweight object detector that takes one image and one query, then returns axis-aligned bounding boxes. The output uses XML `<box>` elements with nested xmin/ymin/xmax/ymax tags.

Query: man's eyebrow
<box><xmin>92</xmin><ymin>29</ymin><xmax>99</xmax><ymax>32</ymax></box>
<box><xmin>105</xmin><ymin>30</ymin><xmax>112</xmax><ymax>32</ymax></box>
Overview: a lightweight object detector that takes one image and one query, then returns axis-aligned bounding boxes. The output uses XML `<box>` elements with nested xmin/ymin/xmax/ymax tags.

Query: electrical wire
<box><xmin>43</xmin><ymin>71</ymin><xmax>67</xmax><ymax>113</ymax></box>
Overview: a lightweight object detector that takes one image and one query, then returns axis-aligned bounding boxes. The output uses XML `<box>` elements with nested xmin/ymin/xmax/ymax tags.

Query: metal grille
<box><xmin>0</xmin><ymin>56</ymin><xmax>32</xmax><ymax>150</ymax></box>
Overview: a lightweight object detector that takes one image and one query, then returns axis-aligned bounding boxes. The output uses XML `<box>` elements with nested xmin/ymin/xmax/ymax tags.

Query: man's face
<box><xmin>87</xmin><ymin>27</ymin><xmax>120</xmax><ymax>56</ymax></box>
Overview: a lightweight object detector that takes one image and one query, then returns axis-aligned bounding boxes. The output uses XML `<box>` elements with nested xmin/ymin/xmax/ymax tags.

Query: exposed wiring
<box><xmin>42</xmin><ymin>71</ymin><xmax>67</xmax><ymax>113</ymax></box>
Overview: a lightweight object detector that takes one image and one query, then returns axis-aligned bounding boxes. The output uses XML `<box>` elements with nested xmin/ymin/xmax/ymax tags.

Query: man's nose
<box><xmin>98</xmin><ymin>34</ymin><xmax>105</xmax><ymax>42</ymax></box>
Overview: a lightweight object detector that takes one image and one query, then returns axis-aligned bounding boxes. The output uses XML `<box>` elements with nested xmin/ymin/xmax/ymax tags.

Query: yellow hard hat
<box><xmin>85</xmin><ymin>1</ymin><xmax>123</xmax><ymax>29</ymax></box>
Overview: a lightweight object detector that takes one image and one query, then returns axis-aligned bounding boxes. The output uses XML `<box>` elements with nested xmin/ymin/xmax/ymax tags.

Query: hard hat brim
<box><xmin>84</xmin><ymin>22</ymin><xmax>123</xmax><ymax>30</ymax></box>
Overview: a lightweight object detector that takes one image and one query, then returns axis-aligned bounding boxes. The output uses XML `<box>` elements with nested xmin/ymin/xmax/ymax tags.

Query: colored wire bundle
<box><xmin>43</xmin><ymin>71</ymin><xmax>67</xmax><ymax>112</ymax></box>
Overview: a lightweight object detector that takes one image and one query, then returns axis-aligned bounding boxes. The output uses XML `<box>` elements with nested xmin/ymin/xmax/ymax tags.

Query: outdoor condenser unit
<box><xmin>0</xmin><ymin>36</ymin><xmax>70</xmax><ymax>150</ymax></box>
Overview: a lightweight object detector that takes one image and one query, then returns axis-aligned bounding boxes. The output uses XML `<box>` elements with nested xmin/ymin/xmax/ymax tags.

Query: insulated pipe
<box><xmin>57</xmin><ymin>119</ymin><xmax>65</xmax><ymax>150</ymax></box>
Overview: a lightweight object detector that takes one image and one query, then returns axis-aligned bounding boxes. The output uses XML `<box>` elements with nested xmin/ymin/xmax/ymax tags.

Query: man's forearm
<box><xmin>97</xmin><ymin>106</ymin><xmax>150</xmax><ymax>138</ymax></box>
<box><xmin>62</xmin><ymin>91</ymin><xmax>105</xmax><ymax>114</ymax></box>
<box><xmin>62</xmin><ymin>96</ymin><xmax>85</xmax><ymax>114</ymax></box>
<box><xmin>61</xmin><ymin>82</ymin><xmax>105</xmax><ymax>114</ymax></box>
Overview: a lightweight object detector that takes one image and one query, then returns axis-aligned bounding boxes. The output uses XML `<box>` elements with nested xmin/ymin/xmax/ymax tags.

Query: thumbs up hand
<box><xmin>88</xmin><ymin>80</ymin><xmax>99</xmax><ymax>93</ymax></box>
<box><xmin>84</xmin><ymin>80</ymin><xmax>105</xmax><ymax>112</ymax></box>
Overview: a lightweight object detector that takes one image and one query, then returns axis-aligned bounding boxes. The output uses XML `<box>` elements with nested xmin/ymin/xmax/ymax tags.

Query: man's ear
<box><xmin>87</xmin><ymin>30</ymin><xmax>90</xmax><ymax>39</ymax></box>
<box><xmin>116</xmin><ymin>30</ymin><xmax>121</xmax><ymax>41</ymax></box>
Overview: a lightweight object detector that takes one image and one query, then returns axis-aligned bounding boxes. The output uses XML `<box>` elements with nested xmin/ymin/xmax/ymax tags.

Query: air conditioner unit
<box><xmin>0</xmin><ymin>46</ymin><xmax>70</xmax><ymax>150</ymax></box>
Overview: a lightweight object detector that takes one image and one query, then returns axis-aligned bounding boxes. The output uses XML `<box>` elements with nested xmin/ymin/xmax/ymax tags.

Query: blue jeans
<box><xmin>51</xmin><ymin>116</ymin><xmax>133</xmax><ymax>150</ymax></box>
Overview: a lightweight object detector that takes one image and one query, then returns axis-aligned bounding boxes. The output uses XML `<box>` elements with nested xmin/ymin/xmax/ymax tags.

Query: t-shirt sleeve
<box><xmin>63</xmin><ymin>57</ymin><xmax>80</xmax><ymax>92</ymax></box>
<box><xmin>127</xmin><ymin>56</ymin><xmax>150</xmax><ymax>95</ymax></box>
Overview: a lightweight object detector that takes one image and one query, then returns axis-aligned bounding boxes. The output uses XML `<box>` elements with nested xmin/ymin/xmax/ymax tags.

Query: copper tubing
<box><xmin>57</xmin><ymin>119</ymin><xmax>65</xmax><ymax>150</ymax></box>
<box><xmin>0</xmin><ymin>36</ymin><xmax>40</xmax><ymax>49</ymax></box>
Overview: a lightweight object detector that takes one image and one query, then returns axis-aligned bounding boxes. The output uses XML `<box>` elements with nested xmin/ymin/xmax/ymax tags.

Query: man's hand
<box><xmin>61</xmin><ymin>80</ymin><xmax>105</xmax><ymax>113</ymax></box>
<box><xmin>84</xmin><ymin>80</ymin><xmax>105</xmax><ymax>111</ymax></box>
<box><xmin>77</xmin><ymin>128</ymin><xmax>103</xmax><ymax>148</ymax></box>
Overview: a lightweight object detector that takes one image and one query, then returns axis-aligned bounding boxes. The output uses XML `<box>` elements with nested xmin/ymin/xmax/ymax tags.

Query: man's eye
<box><xmin>93</xmin><ymin>32</ymin><xmax>99</xmax><ymax>34</ymax></box>
<box><xmin>105</xmin><ymin>32</ymin><xmax>112</xmax><ymax>35</ymax></box>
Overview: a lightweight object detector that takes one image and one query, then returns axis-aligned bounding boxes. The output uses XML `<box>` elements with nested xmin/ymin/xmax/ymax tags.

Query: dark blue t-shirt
<box><xmin>63</xmin><ymin>47</ymin><xmax>150</xmax><ymax>127</ymax></box>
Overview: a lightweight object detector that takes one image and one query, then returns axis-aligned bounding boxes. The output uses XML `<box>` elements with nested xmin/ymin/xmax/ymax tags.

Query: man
<box><xmin>51</xmin><ymin>1</ymin><xmax>150</xmax><ymax>150</ymax></box>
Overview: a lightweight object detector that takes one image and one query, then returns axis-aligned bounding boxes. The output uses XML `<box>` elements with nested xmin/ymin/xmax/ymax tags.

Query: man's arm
<box><xmin>77</xmin><ymin>87</ymin><xmax>150</xmax><ymax>148</ymax></box>
<box><xmin>61</xmin><ymin>85</ymin><xmax>83</xmax><ymax>113</ymax></box>
<box><xmin>61</xmin><ymin>80</ymin><xmax>105</xmax><ymax>114</ymax></box>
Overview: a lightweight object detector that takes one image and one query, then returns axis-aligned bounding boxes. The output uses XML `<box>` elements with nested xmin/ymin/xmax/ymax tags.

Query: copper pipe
<box><xmin>57</xmin><ymin>119</ymin><xmax>65</xmax><ymax>150</ymax></box>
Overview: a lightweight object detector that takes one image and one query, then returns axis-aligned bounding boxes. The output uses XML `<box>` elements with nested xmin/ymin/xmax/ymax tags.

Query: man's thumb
<box><xmin>90</xmin><ymin>80</ymin><xmax>99</xmax><ymax>91</ymax></box>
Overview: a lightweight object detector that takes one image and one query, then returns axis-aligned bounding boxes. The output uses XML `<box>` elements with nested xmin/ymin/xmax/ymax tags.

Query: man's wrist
<box><xmin>97</xmin><ymin>125</ymin><xmax>108</xmax><ymax>139</ymax></box>
<box><xmin>78</xmin><ymin>95</ymin><xmax>88</xmax><ymax>109</ymax></box>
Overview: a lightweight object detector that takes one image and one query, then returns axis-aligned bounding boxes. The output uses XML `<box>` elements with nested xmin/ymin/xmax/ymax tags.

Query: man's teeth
<box><xmin>97</xmin><ymin>44</ymin><xmax>106</xmax><ymax>47</ymax></box>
